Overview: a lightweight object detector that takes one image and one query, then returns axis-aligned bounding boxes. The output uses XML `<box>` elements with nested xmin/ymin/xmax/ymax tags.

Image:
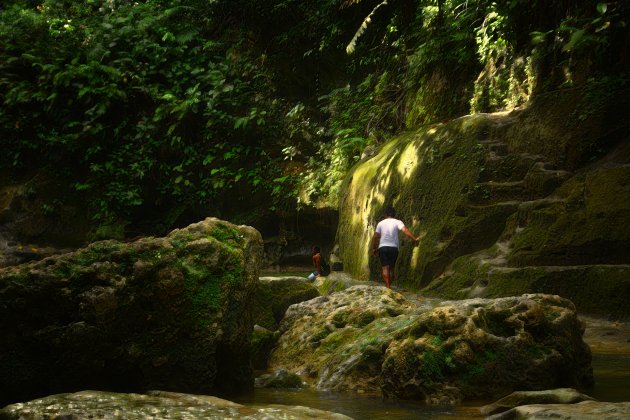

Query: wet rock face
<box><xmin>0</xmin><ymin>218</ymin><xmax>263</xmax><ymax>406</ymax></box>
<box><xmin>0</xmin><ymin>390</ymin><xmax>353</xmax><ymax>420</ymax></box>
<box><xmin>268</xmin><ymin>287</ymin><xmax>592</xmax><ymax>404</ymax></box>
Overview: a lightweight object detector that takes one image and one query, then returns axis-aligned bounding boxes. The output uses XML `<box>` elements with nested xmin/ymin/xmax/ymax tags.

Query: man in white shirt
<box><xmin>371</xmin><ymin>206</ymin><xmax>419</xmax><ymax>288</ymax></box>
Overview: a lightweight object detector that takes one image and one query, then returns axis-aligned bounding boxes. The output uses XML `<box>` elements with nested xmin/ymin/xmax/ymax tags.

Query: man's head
<box><xmin>384</xmin><ymin>206</ymin><xmax>396</xmax><ymax>218</ymax></box>
<box><xmin>312</xmin><ymin>245</ymin><xmax>321</xmax><ymax>254</ymax></box>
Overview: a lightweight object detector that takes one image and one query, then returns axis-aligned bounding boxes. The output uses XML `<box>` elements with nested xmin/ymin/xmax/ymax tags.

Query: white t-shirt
<box><xmin>375</xmin><ymin>218</ymin><xmax>405</xmax><ymax>248</ymax></box>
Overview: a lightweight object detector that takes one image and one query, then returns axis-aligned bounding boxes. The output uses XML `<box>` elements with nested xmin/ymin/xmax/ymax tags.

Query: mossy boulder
<box><xmin>251</xmin><ymin>325</ymin><xmax>278</xmax><ymax>371</ymax></box>
<box><xmin>268</xmin><ymin>286</ymin><xmax>592</xmax><ymax>404</ymax></box>
<box><xmin>380</xmin><ymin>294</ymin><xmax>592</xmax><ymax>404</ymax></box>
<box><xmin>0</xmin><ymin>390</ymin><xmax>352</xmax><ymax>419</ymax></box>
<box><xmin>0</xmin><ymin>217</ymin><xmax>263</xmax><ymax>406</ymax></box>
<box><xmin>253</xmin><ymin>276</ymin><xmax>320</xmax><ymax>331</ymax></box>
<box><xmin>268</xmin><ymin>286</ymin><xmax>420</xmax><ymax>396</ymax></box>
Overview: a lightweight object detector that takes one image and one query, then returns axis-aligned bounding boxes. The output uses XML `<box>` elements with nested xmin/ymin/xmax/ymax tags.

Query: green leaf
<box><xmin>597</xmin><ymin>3</ymin><xmax>608</xmax><ymax>15</ymax></box>
<box><xmin>562</xmin><ymin>29</ymin><xmax>585</xmax><ymax>52</ymax></box>
<box><xmin>203</xmin><ymin>154</ymin><xmax>215</xmax><ymax>165</ymax></box>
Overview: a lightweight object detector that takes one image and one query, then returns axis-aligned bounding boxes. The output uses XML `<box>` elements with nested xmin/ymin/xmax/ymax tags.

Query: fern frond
<box><xmin>346</xmin><ymin>0</ymin><xmax>390</xmax><ymax>55</ymax></box>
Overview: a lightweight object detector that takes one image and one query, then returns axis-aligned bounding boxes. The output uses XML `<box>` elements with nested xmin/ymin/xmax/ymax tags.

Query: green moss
<box><xmin>252</xmin><ymin>279</ymin><xmax>319</xmax><ymax>330</ymax></box>
<box><xmin>251</xmin><ymin>328</ymin><xmax>277</xmax><ymax>370</ymax></box>
<box><xmin>339</xmin><ymin>116</ymin><xmax>492</xmax><ymax>287</ymax></box>
<box><xmin>318</xmin><ymin>329</ymin><xmax>359</xmax><ymax>354</ymax></box>
<box><xmin>178</xmin><ymin>258</ymin><xmax>223</xmax><ymax>328</ymax></box>
<box><xmin>527</xmin><ymin>343</ymin><xmax>552</xmax><ymax>359</ymax></box>
<box><xmin>309</xmin><ymin>327</ymin><xmax>332</xmax><ymax>344</ymax></box>
<box><xmin>463</xmin><ymin>349</ymin><xmax>496</xmax><ymax>382</ymax></box>
<box><xmin>210</xmin><ymin>225</ymin><xmax>243</xmax><ymax>248</ymax></box>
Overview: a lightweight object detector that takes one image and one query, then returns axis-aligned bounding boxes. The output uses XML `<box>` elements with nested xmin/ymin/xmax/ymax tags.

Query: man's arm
<box><xmin>402</xmin><ymin>226</ymin><xmax>419</xmax><ymax>244</ymax></box>
<box><xmin>371</xmin><ymin>232</ymin><xmax>381</xmax><ymax>256</ymax></box>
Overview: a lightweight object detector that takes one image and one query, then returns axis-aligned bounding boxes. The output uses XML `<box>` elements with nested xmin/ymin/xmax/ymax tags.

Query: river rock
<box><xmin>480</xmin><ymin>388</ymin><xmax>596</xmax><ymax>415</ymax></box>
<box><xmin>0</xmin><ymin>218</ymin><xmax>263</xmax><ymax>406</ymax></box>
<box><xmin>253</xmin><ymin>276</ymin><xmax>320</xmax><ymax>330</ymax></box>
<box><xmin>486</xmin><ymin>400</ymin><xmax>630</xmax><ymax>419</ymax></box>
<box><xmin>0</xmin><ymin>390</ymin><xmax>353</xmax><ymax>419</ymax></box>
<box><xmin>255</xmin><ymin>368</ymin><xmax>305</xmax><ymax>389</ymax></box>
<box><xmin>268</xmin><ymin>286</ymin><xmax>592</xmax><ymax>404</ymax></box>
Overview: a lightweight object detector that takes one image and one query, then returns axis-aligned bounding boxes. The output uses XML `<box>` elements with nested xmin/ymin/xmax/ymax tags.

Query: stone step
<box><xmin>468</xmin><ymin>181</ymin><xmax>527</xmax><ymax>204</ymax></box>
<box><xmin>523</xmin><ymin>162</ymin><xmax>572</xmax><ymax>197</ymax></box>
<box><xmin>479</xmin><ymin>154</ymin><xmax>539</xmax><ymax>182</ymax></box>
<box><xmin>478</xmin><ymin>141</ymin><xmax>509</xmax><ymax>156</ymax></box>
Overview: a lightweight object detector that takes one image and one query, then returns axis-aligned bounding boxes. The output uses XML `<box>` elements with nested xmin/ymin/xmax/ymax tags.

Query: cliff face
<box><xmin>336</xmin><ymin>91</ymin><xmax>630</xmax><ymax>319</ymax></box>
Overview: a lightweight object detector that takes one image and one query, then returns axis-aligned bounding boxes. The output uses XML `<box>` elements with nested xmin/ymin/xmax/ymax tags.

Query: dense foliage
<box><xmin>1</xmin><ymin>0</ymin><xmax>627</xmax><ymax>237</ymax></box>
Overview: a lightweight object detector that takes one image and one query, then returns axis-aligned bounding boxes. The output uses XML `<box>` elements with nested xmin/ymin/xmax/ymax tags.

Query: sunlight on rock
<box><xmin>396</xmin><ymin>140</ymin><xmax>423</xmax><ymax>181</ymax></box>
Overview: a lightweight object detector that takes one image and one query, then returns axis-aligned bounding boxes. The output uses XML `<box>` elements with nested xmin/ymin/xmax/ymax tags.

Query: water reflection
<box><xmin>233</xmin><ymin>388</ymin><xmax>484</xmax><ymax>419</ymax></box>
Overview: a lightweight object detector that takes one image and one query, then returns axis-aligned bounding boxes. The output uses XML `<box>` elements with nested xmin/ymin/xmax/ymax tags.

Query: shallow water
<box><xmin>235</xmin><ymin>333</ymin><xmax>630</xmax><ymax>419</ymax></box>
<box><xmin>233</xmin><ymin>388</ymin><xmax>485</xmax><ymax>419</ymax></box>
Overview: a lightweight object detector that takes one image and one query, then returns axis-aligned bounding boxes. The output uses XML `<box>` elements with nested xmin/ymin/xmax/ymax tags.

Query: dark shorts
<box><xmin>378</xmin><ymin>246</ymin><xmax>399</xmax><ymax>267</ymax></box>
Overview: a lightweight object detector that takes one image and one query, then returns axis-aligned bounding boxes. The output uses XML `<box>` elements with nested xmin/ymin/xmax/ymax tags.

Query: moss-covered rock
<box><xmin>507</xmin><ymin>167</ymin><xmax>630</xmax><ymax>267</ymax></box>
<box><xmin>380</xmin><ymin>294</ymin><xmax>592</xmax><ymax>404</ymax></box>
<box><xmin>0</xmin><ymin>390</ymin><xmax>353</xmax><ymax>419</ymax></box>
<box><xmin>337</xmin><ymin>103</ymin><xmax>629</xmax><ymax>319</ymax></box>
<box><xmin>424</xmin><ymin>164</ymin><xmax>630</xmax><ymax>319</ymax></box>
<box><xmin>487</xmin><ymin>401</ymin><xmax>630</xmax><ymax>420</ymax></box>
<box><xmin>268</xmin><ymin>286</ymin><xmax>592</xmax><ymax>404</ymax></box>
<box><xmin>253</xmin><ymin>276</ymin><xmax>320</xmax><ymax>331</ymax></box>
<box><xmin>0</xmin><ymin>218</ymin><xmax>263</xmax><ymax>406</ymax></box>
<box><xmin>251</xmin><ymin>325</ymin><xmax>278</xmax><ymax>371</ymax></box>
<box><xmin>337</xmin><ymin>114</ymin><xmax>491</xmax><ymax>287</ymax></box>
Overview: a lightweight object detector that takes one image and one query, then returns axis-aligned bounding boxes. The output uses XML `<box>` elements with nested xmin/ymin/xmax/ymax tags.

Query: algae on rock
<box><xmin>336</xmin><ymin>98</ymin><xmax>630</xmax><ymax>319</ymax></box>
<box><xmin>337</xmin><ymin>114</ymin><xmax>490</xmax><ymax>287</ymax></box>
<box><xmin>267</xmin><ymin>286</ymin><xmax>592</xmax><ymax>404</ymax></box>
<box><xmin>0</xmin><ymin>217</ymin><xmax>263</xmax><ymax>406</ymax></box>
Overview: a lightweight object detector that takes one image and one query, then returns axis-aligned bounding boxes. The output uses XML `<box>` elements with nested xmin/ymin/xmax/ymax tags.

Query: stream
<box><xmin>236</xmin><ymin>272</ymin><xmax>630</xmax><ymax>419</ymax></box>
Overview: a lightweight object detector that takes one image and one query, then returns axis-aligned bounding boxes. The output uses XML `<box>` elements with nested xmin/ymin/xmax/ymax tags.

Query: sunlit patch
<box><xmin>397</xmin><ymin>141</ymin><xmax>423</xmax><ymax>181</ymax></box>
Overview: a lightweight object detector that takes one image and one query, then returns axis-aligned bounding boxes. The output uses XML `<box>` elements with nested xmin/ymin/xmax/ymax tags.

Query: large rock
<box><xmin>487</xmin><ymin>401</ymin><xmax>630</xmax><ymax>420</ymax></box>
<box><xmin>0</xmin><ymin>218</ymin><xmax>263</xmax><ymax>406</ymax></box>
<box><xmin>0</xmin><ymin>390</ymin><xmax>352</xmax><ymax>419</ymax></box>
<box><xmin>253</xmin><ymin>276</ymin><xmax>320</xmax><ymax>331</ymax></box>
<box><xmin>480</xmin><ymin>388</ymin><xmax>595</xmax><ymax>416</ymax></box>
<box><xmin>268</xmin><ymin>286</ymin><xmax>592</xmax><ymax>404</ymax></box>
<box><xmin>424</xmin><ymin>164</ymin><xmax>630</xmax><ymax>319</ymax></box>
<box><xmin>336</xmin><ymin>103</ymin><xmax>630</xmax><ymax>319</ymax></box>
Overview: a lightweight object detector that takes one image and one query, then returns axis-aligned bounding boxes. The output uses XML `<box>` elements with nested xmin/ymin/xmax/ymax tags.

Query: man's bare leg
<box><xmin>381</xmin><ymin>265</ymin><xmax>391</xmax><ymax>288</ymax></box>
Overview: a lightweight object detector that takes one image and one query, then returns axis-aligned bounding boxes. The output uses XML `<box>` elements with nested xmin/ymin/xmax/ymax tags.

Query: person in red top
<box><xmin>308</xmin><ymin>246</ymin><xmax>330</xmax><ymax>281</ymax></box>
<box><xmin>371</xmin><ymin>206</ymin><xmax>419</xmax><ymax>288</ymax></box>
